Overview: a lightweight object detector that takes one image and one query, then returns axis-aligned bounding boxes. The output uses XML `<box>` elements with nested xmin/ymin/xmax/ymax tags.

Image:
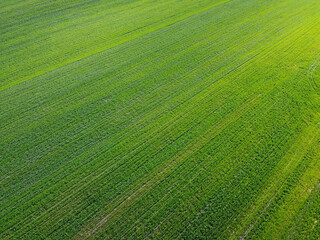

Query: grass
<box><xmin>1</xmin><ymin>0</ymin><xmax>320</xmax><ymax>239</ymax></box>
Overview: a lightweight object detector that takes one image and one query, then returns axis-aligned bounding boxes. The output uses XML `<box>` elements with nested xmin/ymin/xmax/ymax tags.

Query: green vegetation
<box><xmin>1</xmin><ymin>0</ymin><xmax>320</xmax><ymax>239</ymax></box>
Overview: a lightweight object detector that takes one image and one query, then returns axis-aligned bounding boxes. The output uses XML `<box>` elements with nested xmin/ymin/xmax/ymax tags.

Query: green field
<box><xmin>1</xmin><ymin>0</ymin><xmax>320</xmax><ymax>239</ymax></box>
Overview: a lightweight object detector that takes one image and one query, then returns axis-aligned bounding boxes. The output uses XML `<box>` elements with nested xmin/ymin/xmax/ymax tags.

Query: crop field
<box><xmin>1</xmin><ymin>0</ymin><xmax>320</xmax><ymax>239</ymax></box>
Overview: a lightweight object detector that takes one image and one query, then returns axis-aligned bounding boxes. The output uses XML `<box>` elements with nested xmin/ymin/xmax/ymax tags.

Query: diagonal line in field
<box><xmin>0</xmin><ymin>0</ymin><xmax>232</xmax><ymax>92</ymax></box>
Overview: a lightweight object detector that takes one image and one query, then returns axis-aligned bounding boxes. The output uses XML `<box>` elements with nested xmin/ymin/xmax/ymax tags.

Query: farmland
<box><xmin>1</xmin><ymin>0</ymin><xmax>320</xmax><ymax>239</ymax></box>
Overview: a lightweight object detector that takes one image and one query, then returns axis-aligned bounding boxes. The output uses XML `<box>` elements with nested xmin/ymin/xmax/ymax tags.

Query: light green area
<box><xmin>1</xmin><ymin>0</ymin><xmax>320</xmax><ymax>239</ymax></box>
